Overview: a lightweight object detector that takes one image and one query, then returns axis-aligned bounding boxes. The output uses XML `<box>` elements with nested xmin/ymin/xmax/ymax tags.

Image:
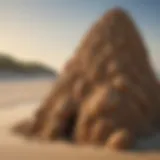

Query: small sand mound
<box><xmin>12</xmin><ymin>119</ymin><xmax>33</xmax><ymax>136</ymax></box>
<box><xmin>13</xmin><ymin>7</ymin><xmax>160</xmax><ymax>150</ymax></box>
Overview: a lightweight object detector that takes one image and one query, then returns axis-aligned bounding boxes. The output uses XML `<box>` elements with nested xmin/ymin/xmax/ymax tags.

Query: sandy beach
<box><xmin>0</xmin><ymin>79</ymin><xmax>160</xmax><ymax>160</ymax></box>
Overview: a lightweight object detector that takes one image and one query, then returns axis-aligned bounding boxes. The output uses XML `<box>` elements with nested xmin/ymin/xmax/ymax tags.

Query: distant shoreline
<box><xmin>0</xmin><ymin>74</ymin><xmax>56</xmax><ymax>82</ymax></box>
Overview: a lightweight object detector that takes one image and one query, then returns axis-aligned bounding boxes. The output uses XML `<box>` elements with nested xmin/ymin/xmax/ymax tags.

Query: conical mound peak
<box><xmin>63</xmin><ymin>7</ymin><xmax>148</xmax><ymax>78</ymax></box>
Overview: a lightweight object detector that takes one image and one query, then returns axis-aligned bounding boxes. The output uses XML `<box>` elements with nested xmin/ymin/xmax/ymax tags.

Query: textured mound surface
<box><xmin>13</xmin><ymin>7</ymin><xmax>160</xmax><ymax>150</ymax></box>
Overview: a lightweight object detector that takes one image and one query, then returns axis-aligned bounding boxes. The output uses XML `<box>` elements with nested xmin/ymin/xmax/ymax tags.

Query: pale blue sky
<box><xmin>0</xmin><ymin>0</ymin><xmax>159</xmax><ymax>71</ymax></box>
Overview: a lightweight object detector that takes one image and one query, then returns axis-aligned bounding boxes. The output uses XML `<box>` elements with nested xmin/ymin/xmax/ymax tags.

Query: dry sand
<box><xmin>0</xmin><ymin>79</ymin><xmax>160</xmax><ymax>160</ymax></box>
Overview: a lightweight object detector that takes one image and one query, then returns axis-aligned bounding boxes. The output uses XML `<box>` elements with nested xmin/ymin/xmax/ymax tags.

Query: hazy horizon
<box><xmin>0</xmin><ymin>0</ymin><xmax>159</xmax><ymax>72</ymax></box>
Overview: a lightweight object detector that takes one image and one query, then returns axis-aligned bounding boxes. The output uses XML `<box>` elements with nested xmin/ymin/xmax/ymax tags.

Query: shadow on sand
<box><xmin>130</xmin><ymin>132</ymin><xmax>160</xmax><ymax>152</ymax></box>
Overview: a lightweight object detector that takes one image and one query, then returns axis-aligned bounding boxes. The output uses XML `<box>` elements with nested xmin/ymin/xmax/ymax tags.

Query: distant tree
<box><xmin>0</xmin><ymin>53</ymin><xmax>58</xmax><ymax>76</ymax></box>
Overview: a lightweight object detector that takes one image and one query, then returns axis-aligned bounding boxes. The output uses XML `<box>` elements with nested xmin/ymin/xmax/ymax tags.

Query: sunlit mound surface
<box><xmin>13</xmin><ymin>7</ymin><xmax>160</xmax><ymax>150</ymax></box>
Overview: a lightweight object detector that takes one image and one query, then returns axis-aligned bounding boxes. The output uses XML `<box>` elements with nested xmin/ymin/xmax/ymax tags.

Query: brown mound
<box><xmin>13</xmin><ymin>7</ymin><xmax>160</xmax><ymax>150</ymax></box>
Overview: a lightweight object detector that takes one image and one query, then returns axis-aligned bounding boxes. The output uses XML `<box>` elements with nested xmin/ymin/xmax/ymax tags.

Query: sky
<box><xmin>0</xmin><ymin>0</ymin><xmax>159</xmax><ymax>72</ymax></box>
